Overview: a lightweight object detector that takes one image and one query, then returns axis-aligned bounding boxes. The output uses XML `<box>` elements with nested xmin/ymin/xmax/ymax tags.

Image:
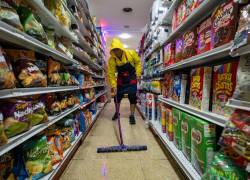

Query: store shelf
<box><xmin>150</xmin><ymin>121</ymin><xmax>201</xmax><ymax>180</ymax></box>
<box><xmin>159</xmin><ymin>96</ymin><xmax>228</xmax><ymax>127</ymax></box>
<box><xmin>161</xmin><ymin>43</ymin><xmax>232</xmax><ymax>72</ymax></box>
<box><xmin>80</xmin><ymin>91</ymin><xmax>107</xmax><ymax>109</ymax></box>
<box><xmin>81</xmin><ymin>84</ymin><xmax>105</xmax><ymax>89</ymax></box>
<box><xmin>0</xmin><ymin>105</ymin><xmax>80</xmax><ymax>157</ymax></box>
<box><xmin>0</xmin><ymin>86</ymin><xmax>80</xmax><ymax>99</ymax></box>
<box><xmin>0</xmin><ymin>21</ymin><xmax>79</xmax><ymax>65</ymax></box>
<box><xmin>136</xmin><ymin>104</ymin><xmax>146</xmax><ymax>120</ymax></box>
<box><xmin>27</xmin><ymin>0</ymin><xmax>77</xmax><ymax>42</ymax></box>
<box><xmin>163</xmin><ymin>0</ymin><xmax>220</xmax><ymax>44</ymax></box>
<box><xmin>231</xmin><ymin>44</ymin><xmax>250</xmax><ymax>57</ymax></box>
<box><xmin>227</xmin><ymin>99</ymin><xmax>250</xmax><ymax>112</ymax></box>
<box><xmin>162</xmin><ymin>0</ymin><xmax>181</xmax><ymax>24</ymax></box>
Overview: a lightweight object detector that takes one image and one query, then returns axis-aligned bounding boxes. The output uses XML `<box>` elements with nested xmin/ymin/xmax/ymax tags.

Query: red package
<box><xmin>164</xmin><ymin>43</ymin><xmax>175</xmax><ymax>66</ymax></box>
<box><xmin>211</xmin><ymin>0</ymin><xmax>238</xmax><ymax>48</ymax></box>
<box><xmin>175</xmin><ymin>37</ymin><xmax>183</xmax><ymax>63</ymax></box>
<box><xmin>212</xmin><ymin>61</ymin><xmax>239</xmax><ymax>117</ymax></box>
<box><xmin>182</xmin><ymin>29</ymin><xmax>197</xmax><ymax>59</ymax></box>
<box><xmin>162</xmin><ymin>72</ymin><xmax>174</xmax><ymax>98</ymax></box>
<box><xmin>230</xmin><ymin>109</ymin><xmax>250</xmax><ymax>137</ymax></box>
<box><xmin>198</xmin><ymin>17</ymin><xmax>212</xmax><ymax>54</ymax></box>
<box><xmin>172</xmin><ymin>9</ymin><xmax>178</xmax><ymax>31</ymax></box>
<box><xmin>177</xmin><ymin>1</ymin><xmax>187</xmax><ymax>27</ymax></box>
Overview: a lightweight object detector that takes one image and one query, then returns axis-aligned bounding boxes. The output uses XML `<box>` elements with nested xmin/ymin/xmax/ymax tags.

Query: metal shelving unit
<box><xmin>0</xmin><ymin>21</ymin><xmax>79</xmax><ymax>65</ymax></box>
<box><xmin>231</xmin><ymin>44</ymin><xmax>250</xmax><ymax>57</ymax></box>
<box><xmin>227</xmin><ymin>99</ymin><xmax>250</xmax><ymax>112</ymax></box>
<box><xmin>80</xmin><ymin>91</ymin><xmax>107</xmax><ymax>109</ymax></box>
<box><xmin>150</xmin><ymin>121</ymin><xmax>201</xmax><ymax>180</ymax></box>
<box><xmin>159</xmin><ymin>96</ymin><xmax>228</xmax><ymax>127</ymax></box>
<box><xmin>161</xmin><ymin>43</ymin><xmax>232</xmax><ymax>72</ymax></box>
<box><xmin>28</xmin><ymin>0</ymin><xmax>78</xmax><ymax>42</ymax></box>
<box><xmin>0</xmin><ymin>86</ymin><xmax>80</xmax><ymax>99</ymax></box>
<box><xmin>0</xmin><ymin>105</ymin><xmax>80</xmax><ymax>157</ymax></box>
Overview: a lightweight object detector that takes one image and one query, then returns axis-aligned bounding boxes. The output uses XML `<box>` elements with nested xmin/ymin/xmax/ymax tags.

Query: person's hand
<box><xmin>137</xmin><ymin>76</ymin><xmax>142</xmax><ymax>84</ymax></box>
<box><xmin>111</xmin><ymin>87</ymin><xmax>117</xmax><ymax>97</ymax></box>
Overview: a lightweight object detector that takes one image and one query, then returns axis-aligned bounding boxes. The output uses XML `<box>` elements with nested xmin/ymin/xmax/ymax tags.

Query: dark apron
<box><xmin>116</xmin><ymin>56</ymin><xmax>137</xmax><ymax>95</ymax></box>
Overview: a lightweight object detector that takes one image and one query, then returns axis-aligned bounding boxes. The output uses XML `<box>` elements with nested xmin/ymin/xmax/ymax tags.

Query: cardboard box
<box><xmin>173</xmin><ymin>108</ymin><xmax>182</xmax><ymax>149</ymax></box>
<box><xmin>191</xmin><ymin>116</ymin><xmax>216</xmax><ymax>175</ymax></box>
<box><xmin>166</xmin><ymin>107</ymin><xmax>173</xmax><ymax>141</ymax></box>
<box><xmin>181</xmin><ymin>111</ymin><xmax>193</xmax><ymax>161</ymax></box>
<box><xmin>161</xmin><ymin>105</ymin><xmax>166</xmax><ymax>133</ymax></box>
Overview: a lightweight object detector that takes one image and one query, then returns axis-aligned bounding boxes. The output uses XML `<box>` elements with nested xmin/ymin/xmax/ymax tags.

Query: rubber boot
<box><xmin>129</xmin><ymin>115</ymin><xmax>136</xmax><ymax>125</ymax></box>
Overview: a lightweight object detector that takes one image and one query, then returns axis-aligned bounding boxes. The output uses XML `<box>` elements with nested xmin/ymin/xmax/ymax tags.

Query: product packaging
<box><xmin>166</xmin><ymin>107</ymin><xmax>173</xmax><ymax>141</ymax></box>
<box><xmin>172</xmin><ymin>108</ymin><xmax>182</xmax><ymax>149</ymax></box>
<box><xmin>172</xmin><ymin>74</ymin><xmax>187</xmax><ymax>103</ymax></box>
<box><xmin>175</xmin><ymin>37</ymin><xmax>183</xmax><ymax>63</ymax></box>
<box><xmin>197</xmin><ymin>17</ymin><xmax>212</xmax><ymax>54</ymax></box>
<box><xmin>181</xmin><ymin>111</ymin><xmax>192</xmax><ymax>161</ymax></box>
<box><xmin>164</xmin><ymin>43</ymin><xmax>175</xmax><ymax>66</ymax></box>
<box><xmin>182</xmin><ymin>29</ymin><xmax>197</xmax><ymax>59</ymax></box>
<box><xmin>47</xmin><ymin>136</ymin><xmax>62</xmax><ymax>165</ymax></box>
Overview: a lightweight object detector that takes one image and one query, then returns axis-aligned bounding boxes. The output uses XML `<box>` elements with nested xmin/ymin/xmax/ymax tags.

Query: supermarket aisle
<box><xmin>61</xmin><ymin>99</ymin><xmax>182</xmax><ymax>180</ymax></box>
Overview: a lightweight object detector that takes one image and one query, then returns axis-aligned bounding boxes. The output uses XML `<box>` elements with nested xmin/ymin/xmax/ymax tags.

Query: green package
<box><xmin>172</xmin><ymin>108</ymin><xmax>181</xmax><ymax>150</ymax></box>
<box><xmin>181</xmin><ymin>112</ymin><xmax>193</xmax><ymax>161</ymax></box>
<box><xmin>191</xmin><ymin>116</ymin><xmax>216</xmax><ymax>175</ymax></box>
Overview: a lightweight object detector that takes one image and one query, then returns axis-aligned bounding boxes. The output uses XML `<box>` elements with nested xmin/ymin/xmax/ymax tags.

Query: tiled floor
<box><xmin>61</xmin><ymin>100</ymin><xmax>183</xmax><ymax>180</ymax></box>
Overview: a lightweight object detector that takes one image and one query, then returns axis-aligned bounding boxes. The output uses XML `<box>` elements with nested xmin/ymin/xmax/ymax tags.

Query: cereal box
<box><xmin>182</xmin><ymin>29</ymin><xmax>197</xmax><ymax>59</ymax></box>
<box><xmin>175</xmin><ymin>37</ymin><xmax>183</xmax><ymax>63</ymax></box>
<box><xmin>191</xmin><ymin>116</ymin><xmax>216</xmax><ymax>175</ymax></box>
<box><xmin>172</xmin><ymin>74</ymin><xmax>187</xmax><ymax>103</ymax></box>
<box><xmin>198</xmin><ymin>17</ymin><xmax>212</xmax><ymax>54</ymax></box>
<box><xmin>161</xmin><ymin>105</ymin><xmax>166</xmax><ymax>133</ymax></box>
<box><xmin>189</xmin><ymin>67</ymin><xmax>212</xmax><ymax>111</ymax></box>
<box><xmin>173</xmin><ymin>108</ymin><xmax>182</xmax><ymax>149</ymax></box>
<box><xmin>212</xmin><ymin>61</ymin><xmax>239</xmax><ymax>117</ymax></box>
<box><xmin>164</xmin><ymin>43</ymin><xmax>175</xmax><ymax>67</ymax></box>
<box><xmin>162</xmin><ymin>72</ymin><xmax>174</xmax><ymax>98</ymax></box>
<box><xmin>181</xmin><ymin>111</ymin><xmax>193</xmax><ymax>161</ymax></box>
<box><xmin>166</xmin><ymin>107</ymin><xmax>173</xmax><ymax>141</ymax></box>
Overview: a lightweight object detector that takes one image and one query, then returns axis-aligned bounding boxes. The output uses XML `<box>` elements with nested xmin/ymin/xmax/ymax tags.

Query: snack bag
<box><xmin>4</xmin><ymin>49</ymin><xmax>47</xmax><ymax>88</ymax></box>
<box><xmin>0</xmin><ymin>152</ymin><xmax>15</xmax><ymax>180</ymax></box>
<box><xmin>1</xmin><ymin>99</ymin><xmax>31</xmax><ymax>138</ymax></box>
<box><xmin>54</xmin><ymin>134</ymin><xmax>64</xmax><ymax>157</ymax></box>
<box><xmin>173</xmin><ymin>108</ymin><xmax>182</xmax><ymax>149</ymax></box>
<box><xmin>191</xmin><ymin>117</ymin><xmax>216</xmax><ymax>175</ymax></box>
<box><xmin>47</xmin><ymin>136</ymin><xmax>62</xmax><ymax>165</ymax></box>
<box><xmin>48</xmin><ymin>58</ymin><xmax>61</xmax><ymax>86</ymax></box>
<box><xmin>230</xmin><ymin>109</ymin><xmax>250</xmax><ymax>137</ymax></box>
<box><xmin>0</xmin><ymin>47</ymin><xmax>17</xmax><ymax>90</ymax></box>
<box><xmin>198</xmin><ymin>17</ymin><xmax>212</xmax><ymax>54</ymax></box>
<box><xmin>202</xmin><ymin>152</ymin><xmax>248</xmax><ymax>180</ymax></box>
<box><xmin>232</xmin><ymin>55</ymin><xmax>250</xmax><ymax>102</ymax></box>
<box><xmin>0</xmin><ymin>1</ymin><xmax>23</xmax><ymax>30</ymax></box>
<box><xmin>212</xmin><ymin>61</ymin><xmax>239</xmax><ymax>117</ymax></box>
<box><xmin>161</xmin><ymin>105</ymin><xmax>166</xmax><ymax>133</ymax></box>
<box><xmin>211</xmin><ymin>0</ymin><xmax>238</xmax><ymax>48</ymax></box>
<box><xmin>17</xmin><ymin>5</ymin><xmax>48</xmax><ymax>43</ymax></box>
<box><xmin>23</xmin><ymin>136</ymin><xmax>53</xmax><ymax>180</ymax></box>
<box><xmin>175</xmin><ymin>37</ymin><xmax>183</xmax><ymax>63</ymax></box>
<box><xmin>181</xmin><ymin>111</ymin><xmax>192</xmax><ymax>161</ymax></box>
<box><xmin>45</xmin><ymin>93</ymin><xmax>62</xmax><ymax>116</ymax></box>
<box><xmin>166</xmin><ymin>107</ymin><xmax>173</xmax><ymax>141</ymax></box>
<box><xmin>0</xmin><ymin>112</ymin><xmax>8</xmax><ymax>146</ymax></box>
<box><xmin>164</xmin><ymin>43</ymin><xmax>175</xmax><ymax>66</ymax></box>
<box><xmin>182</xmin><ymin>29</ymin><xmax>197</xmax><ymax>59</ymax></box>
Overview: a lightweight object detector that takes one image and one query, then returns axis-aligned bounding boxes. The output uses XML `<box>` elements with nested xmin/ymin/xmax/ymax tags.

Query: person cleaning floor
<box><xmin>108</xmin><ymin>37</ymin><xmax>142</xmax><ymax>125</ymax></box>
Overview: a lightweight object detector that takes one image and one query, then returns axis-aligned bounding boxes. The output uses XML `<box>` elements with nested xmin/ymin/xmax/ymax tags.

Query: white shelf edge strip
<box><xmin>80</xmin><ymin>91</ymin><xmax>107</xmax><ymax>109</ymax></box>
<box><xmin>0</xmin><ymin>21</ymin><xmax>79</xmax><ymax>65</ymax></box>
<box><xmin>227</xmin><ymin>99</ymin><xmax>250</xmax><ymax>112</ymax></box>
<box><xmin>0</xmin><ymin>105</ymin><xmax>80</xmax><ymax>156</ymax></box>
<box><xmin>0</xmin><ymin>86</ymin><xmax>80</xmax><ymax>99</ymax></box>
<box><xmin>159</xmin><ymin>96</ymin><xmax>228</xmax><ymax>127</ymax></box>
<box><xmin>150</xmin><ymin>121</ymin><xmax>201</xmax><ymax>180</ymax></box>
<box><xmin>161</xmin><ymin>43</ymin><xmax>232</xmax><ymax>72</ymax></box>
<box><xmin>45</xmin><ymin>102</ymin><xmax>108</xmax><ymax>180</ymax></box>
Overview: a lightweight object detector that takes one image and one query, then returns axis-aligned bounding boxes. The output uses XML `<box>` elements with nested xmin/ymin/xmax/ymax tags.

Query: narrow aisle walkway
<box><xmin>61</xmin><ymin>100</ymin><xmax>182</xmax><ymax>180</ymax></box>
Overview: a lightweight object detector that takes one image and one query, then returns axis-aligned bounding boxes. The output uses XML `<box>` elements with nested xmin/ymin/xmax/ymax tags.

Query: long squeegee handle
<box><xmin>115</xmin><ymin>95</ymin><xmax>124</xmax><ymax>146</ymax></box>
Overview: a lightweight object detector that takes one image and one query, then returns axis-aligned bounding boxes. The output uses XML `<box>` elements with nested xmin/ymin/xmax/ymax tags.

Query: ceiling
<box><xmin>87</xmin><ymin>0</ymin><xmax>154</xmax><ymax>55</ymax></box>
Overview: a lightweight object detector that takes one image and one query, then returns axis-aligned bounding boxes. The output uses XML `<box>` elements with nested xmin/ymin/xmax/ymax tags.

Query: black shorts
<box><xmin>114</xmin><ymin>92</ymin><xmax>137</xmax><ymax>104</ymax></box>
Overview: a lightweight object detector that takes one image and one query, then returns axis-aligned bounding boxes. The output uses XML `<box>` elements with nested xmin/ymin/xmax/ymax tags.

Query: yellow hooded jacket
<box><xmin>108</xmin><ymin>38</ymin><xmax>142</xmax><ymax>88</ymax></box>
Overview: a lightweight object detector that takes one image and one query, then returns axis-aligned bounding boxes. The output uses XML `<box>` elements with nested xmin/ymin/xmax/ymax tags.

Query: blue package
<box><xmin>173</xmin><ymin>74</ymin><xmax>181</xmax><ymax>102</ymax></box>
<box><xmin>77</xmin><ymin>74</ymin><xmax>85</xmax><ymax>87</ymax></box>
<box><xmin>79</xmin><ymin>111</ymin><xmax>86</xmax><ymax>132</ymax></box>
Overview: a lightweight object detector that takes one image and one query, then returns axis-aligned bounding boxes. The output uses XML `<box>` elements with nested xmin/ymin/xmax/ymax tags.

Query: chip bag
<box><xmin>47</xmin><ymin>136</ymin><xmax>62</xmax><ymax>165</ymax></box>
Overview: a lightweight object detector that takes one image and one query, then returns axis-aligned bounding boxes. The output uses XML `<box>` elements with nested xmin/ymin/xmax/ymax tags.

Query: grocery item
<box><xmin>48</xmin><ymin>58</ymin><xmax>61</xmax><ymax>86</ymax></box>
<box><xmin>172</xmin><ymin>74</ymin><xmax>187</xmax><ymax>103</ymax></box>
<box><xmin>212</xmin><ymin>61</ymin><xmax>239</xmax><ymax>117</ymax></box>
<box><xmin>232</xmin><ymin>55</ymin><xmax>250</xmax><ymax>102</ymax></box>
<box><xmin>197</xmin><ymin>17</ymin><xmax>212</xmax><ymax>54</ymax></box>
<box><xmin>47</xmin><ymin>136</ymin><xmax>62</xmax><ymax>165</ymax></box>
<box><xmin>189</xmin><ymin>67</ymin><xmax>212</xmax><ymax>111</ymax></box>
<box><xmin>0</xmin><ymin>47</ymin><xmax>16</xmax><ymax>90</ymax></box>
<box><xmin>23</xmin><ymin>136</ymin><xmax>53</xmax><ymax>180</ymax></box>
<box><xmin>232</xmin><ymin>4</ymin><xmax>250</xmax><ymax>50</ymax></box>
<box><xmin>230</xmin><ymin>109</ymin><xmax>250</xmax><ymax>137</ymax></box>
<box><xmin>181</xmin><ymin>111</ymin><xmax>192</xmax><ymax>161</ymax></box>
<box><xmin>166</xmin><ymin>107</ymin><xmax>173</xmax><ymax>141</ymax></box>
<box><xmin>1</xmin><ymin>99</ymin><xmax>31</xmax><ymax>138</ymax></box>
<box><xmin>0</xmin><ymin>152</ymin><xmax>15</xmax><ymax>179</ymax></box>
<box><xmin>45</xmin><ymin>93</ymin><xmax>62</xmax><ymax>116</ymax></box>
<box><xmin>175</xmin><ymin>37</ymin><xmax>183</xmax><ymax>63</ymax></box>
<box><xmin>0</xmin><ymin>1</ymin><xmax>23</xmax><ymax>30</ymax></box>
<box><xmin>161</xmin><ymin>105</ymin><xmax>166</xmax><ymax>133</ymax></box>
<box><xmin>211</xmin><ymin>0</ymin><xmax>238</xmax><ymax>48</ymax></box>
<box><xmin>191</xmin><ymin>116</ymin><xmax>216</xmax><ymax>175</ymax></box>
<box><xmin>164</xmin><ymin>43</ymin><xmax>175</xmax><ymax>66</ymax></box>
<box><xmin>202</xmin><ymin>152</ymin><xmax>248</xmax><ymax>180</ymax></box>
<box><xmin>17</xmin><ymin>5</ymin><xmax>48</xmax><ymax>43</ymax></box>
<box><xmin>182</xmin><ymin>29</ymin><xmax>197</xmax><ymax>59</ymax></box>
<box><xmin>0</xmin><ymin>112</ymin><xmax>8</xmax><ymax>146</ymax></box>
<box><xmin>54</xmin><ymin>134</ymin><xmax>64</xmax><ymax>157</ymax></box>
<box><xmin>4</xmin><ymin>49</ymin><xmax>47</xmax><ymax>88</ymax></box>
<box><xmin>172</xmin><ymin>108</ymin><xmax>182</xmax><ymax>149</ymax></box>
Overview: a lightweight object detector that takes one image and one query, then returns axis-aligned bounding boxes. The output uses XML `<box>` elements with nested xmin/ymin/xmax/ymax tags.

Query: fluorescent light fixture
<box><xmin>119</xmin><ymin>33</ymin><xmax>132</xmax><ymax>39</ymax></box>
<box><xmin>123</xmin><ymin>44</ymin><xmax>129</xmax><ymax>48</ymax></box>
